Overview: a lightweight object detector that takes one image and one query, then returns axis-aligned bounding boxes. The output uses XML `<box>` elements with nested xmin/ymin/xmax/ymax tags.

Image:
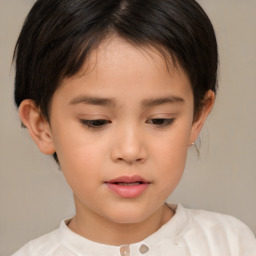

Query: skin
<box><xmin>19</xmin><ymin>37</ymin><xmax>215</xmax><ymax>245</ymax></box>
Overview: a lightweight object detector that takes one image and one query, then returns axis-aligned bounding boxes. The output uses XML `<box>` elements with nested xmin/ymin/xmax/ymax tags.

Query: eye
<box><xmin>80</xmin><ymin>119</ymin><xmax>111</xmax><ymax>129</ymax></box>
<box><xmin>146</xmin><ymin>118</ymin><xmax>175</xmax><ymax>127</ymax></box>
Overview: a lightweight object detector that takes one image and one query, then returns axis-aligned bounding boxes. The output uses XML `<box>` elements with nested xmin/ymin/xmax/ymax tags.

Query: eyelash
<box><xmin>80</xmin><ymin>118</ymin><xmax>175</xmax><ymax>129</ymax></box>
<box><xmin>146</xmin><ymin>118</ymin><xmax>175</xmax><ymax>127</ymax></box>
<box><xmin>80</xmin><ymin>119</ymin><xmax>111</xmax><ymax>129</ymax></box>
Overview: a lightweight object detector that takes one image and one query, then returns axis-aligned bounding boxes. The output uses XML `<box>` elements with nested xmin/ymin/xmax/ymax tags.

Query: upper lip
<box><xmin>105</xmin><ymin>175</ymin><xmax>150</xmax><ymax>184</ymax></box>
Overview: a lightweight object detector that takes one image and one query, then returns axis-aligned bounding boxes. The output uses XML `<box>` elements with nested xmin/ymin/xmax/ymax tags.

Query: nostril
<box><xmin>111</xmin><ymin>140</ymin><xmax>147</xmax><ymax>164</ymax></box>
<box><xmin>115</xmin><ymin>157</ymin><xmax>144</xmax><ymax>164</ymax></box>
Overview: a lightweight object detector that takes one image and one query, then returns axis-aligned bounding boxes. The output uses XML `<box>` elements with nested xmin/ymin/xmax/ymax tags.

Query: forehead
<box><xmin>66</xmin><ymin>38</ymin><xmax>171</xmax><ymax>79</ymax></box>
<box><xmin>58</xmin><ymin>37</ymin><xmax>192</xmax><ymax>102</ymax></box>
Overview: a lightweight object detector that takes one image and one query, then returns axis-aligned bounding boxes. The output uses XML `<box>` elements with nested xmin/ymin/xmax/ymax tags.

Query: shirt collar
<box><xmin>59</xmin><ymin>203</ymin><xmax>188</xmax><ymax>255</ymax></box>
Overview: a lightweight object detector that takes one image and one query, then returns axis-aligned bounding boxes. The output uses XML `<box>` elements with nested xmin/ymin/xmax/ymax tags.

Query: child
<box><xmin>12</xmin><ymin>0</ymin><xmax>256</xmax><ymax>255</ymax></box>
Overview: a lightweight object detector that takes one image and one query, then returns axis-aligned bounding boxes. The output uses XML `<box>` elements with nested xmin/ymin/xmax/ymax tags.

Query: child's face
<box><xmin>40</xmin><ymin>37</ymin><xmax>203</xmax><ymax>224</ymax></box>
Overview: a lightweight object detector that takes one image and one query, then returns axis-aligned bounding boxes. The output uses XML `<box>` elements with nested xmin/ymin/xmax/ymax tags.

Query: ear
<box><xmin>19</xmin><ymin>99</ymin><xmax>55</xmax><ymax>155</ymax></box>
<box><xmin>189</xmin><ymin>90</ymin><xmax>215</xmax><ymax>145</ymax></box>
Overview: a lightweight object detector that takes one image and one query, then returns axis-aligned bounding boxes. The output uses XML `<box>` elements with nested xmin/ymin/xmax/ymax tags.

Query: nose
<box><xmin>110</xmin><ymin>125</ymin><xmax>147</xmax><ymax>164</ymax></box>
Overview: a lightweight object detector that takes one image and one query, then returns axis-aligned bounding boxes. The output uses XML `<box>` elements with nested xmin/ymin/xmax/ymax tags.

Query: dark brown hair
<box><xmin>14</xmin><ymin>0</ymin><xmax>218</xmax><ymax>116</ymax></box>
<box><xmin>14</xmin><ymin>0</ymin><xmax>218</xmax><ymax>161</ymax></box>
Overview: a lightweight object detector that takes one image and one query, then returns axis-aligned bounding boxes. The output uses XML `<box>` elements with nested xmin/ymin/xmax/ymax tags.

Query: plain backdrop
<box><xmin>1</xmin><ymin>0</ymin><xmax>256</xmax><ymax>255</ymax></box>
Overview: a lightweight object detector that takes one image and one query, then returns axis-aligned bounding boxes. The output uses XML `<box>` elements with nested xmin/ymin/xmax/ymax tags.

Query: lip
<box><xmin>105</xmin><ymin>175</ymin><xmax>150</xmax><ymax>199</ymax></box>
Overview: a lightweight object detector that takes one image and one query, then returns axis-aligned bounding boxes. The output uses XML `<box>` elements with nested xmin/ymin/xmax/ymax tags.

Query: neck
<box><xmin>68</xmin><ymin>196</ymin><xmax>174</xmax><ymax>246</ymax></box>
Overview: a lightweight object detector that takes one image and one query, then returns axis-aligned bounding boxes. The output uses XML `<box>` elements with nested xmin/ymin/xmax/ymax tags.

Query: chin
<box><xmin>108</xmin><ymin>215</ymin><xmax>147</xmax><ymax>225</ymax></box>
<box><xmin>103</xmin><ymin>205</ymin><xmax>154</xmax><ymax>225</ymax></box>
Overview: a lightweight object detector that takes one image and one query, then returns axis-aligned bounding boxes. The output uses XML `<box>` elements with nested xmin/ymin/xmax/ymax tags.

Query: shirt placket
<box><xmin>119</xmin><ymin>244</ymin><xmax>149</xmax><ymax>256</ymax></box>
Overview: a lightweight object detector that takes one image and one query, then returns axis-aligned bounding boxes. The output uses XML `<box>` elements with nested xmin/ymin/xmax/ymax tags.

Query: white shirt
<box><xmin>12</xmin><ymin>204</ymin><xmax>256</xmax><ymax>256</ymax></box>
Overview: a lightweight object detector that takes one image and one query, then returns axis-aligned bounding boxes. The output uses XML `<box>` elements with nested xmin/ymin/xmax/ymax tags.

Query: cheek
<box><xmin>52</xmin><ymin>119</ymin><xmax>102</xmax><ymax>164</ymax></box>
<box><xmin>59</xmin><ymin>146</ymin><xmax>105</xmax><ymax>202</ymax></box>
<box><xmin>52</xmin><ymin>128</ymin><xmax>106</xmax><ymax>189</ymax></box>
<box><xmin>153</xmin><ymin>124</ymin><xmax>190</xmax><ymax>160</ymax></box>
<box><xmin>157</xmin><ymin>142</ymin><xmax>187</xmax><ymax>182</ymax></box>
<box><xmin>151</xmin><ymin>123</ymin><xmax>191</xmax><ymax>181</ymax></box>
<box><xmin>152</xmin><ymin>142</ymin><xmax>187</xmax><ymax>203</ymax></box>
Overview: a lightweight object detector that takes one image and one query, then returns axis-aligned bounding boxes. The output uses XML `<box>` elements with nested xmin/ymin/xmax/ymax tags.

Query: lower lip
<box><xmin>106</xmin><ymin>183</ymin><xmax>149</xmax><ymax>198</ymax></box>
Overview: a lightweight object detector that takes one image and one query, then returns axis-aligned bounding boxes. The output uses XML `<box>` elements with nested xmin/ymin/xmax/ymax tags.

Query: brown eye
<box><xmin>80</xmin><ymin>119</ymin><xmax>111</xmax><ymax>129</ymax></box>
<box><xmin>147</xmin><ymin>118</ymin><xmax>175</xmax><ymax>127</ymax></box>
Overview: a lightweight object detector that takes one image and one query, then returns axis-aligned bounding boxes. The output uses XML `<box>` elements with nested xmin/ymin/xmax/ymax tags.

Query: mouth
<box><xmin>105</xmin><ymin>175</ymin><xmax>150</xmax><ymax>198</ymax></box>
<box><xmin>112</xmin><ymin>182</ymin><xmax>144</xmax><ymax>186</ymax></box>
<box><xmin>105</xmin><ymin>175</ymin><xmax>150</xmax><ymax>185</ymax></box>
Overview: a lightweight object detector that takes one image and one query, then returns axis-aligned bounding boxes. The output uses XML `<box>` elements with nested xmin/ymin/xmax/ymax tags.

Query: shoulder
<box><xmin>186</xmin><ymin>206</ymin><xmax>248</xmax><ymax>227</ymax></box>
<box><xmin>186</xmin><ymin>206</ymin><xmax>253</xmax><ymax>235</ymax></box>
<box><xmin>11</xmin><ymin>225</ymin><xmax>73</xmax><ymax>256</ymax></box>
<box><xmin>179</xmin><ymin>205</ymin><xmax>256</xmax><ymax>255</ymax></box>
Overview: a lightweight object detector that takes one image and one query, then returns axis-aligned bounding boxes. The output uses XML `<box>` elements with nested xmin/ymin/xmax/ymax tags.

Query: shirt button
<box><xmin>139</xmin><ymin>244</ymin><xmax>149</xmax><ymax>254</ymax></box>
<box><xmin>120</xmin><ymin>245</ymin><xmax>130</xmax><ymax>256</ymax></box>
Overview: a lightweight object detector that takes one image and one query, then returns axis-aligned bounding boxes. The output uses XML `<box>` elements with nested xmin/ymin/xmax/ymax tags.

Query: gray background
<box><xmin>1</xmin><ymin>0</ymin><xmax>255</xmax><ymax>255</ymax></box>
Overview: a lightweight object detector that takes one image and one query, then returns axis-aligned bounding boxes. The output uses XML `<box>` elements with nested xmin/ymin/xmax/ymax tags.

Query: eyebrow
<box><xmin>69</xmin><ymin>95</ymin><xmax>184</xmax><ymax>108</ymax></box>
<box><xmin>69</xmin><ymin>96</ymin><xmax>116</xmax><ymax>107</ymax></box>
<box><xmin>141</xmin><ymin>96</ymin><xmax>184</xmax><ymax>108</ymax></box>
